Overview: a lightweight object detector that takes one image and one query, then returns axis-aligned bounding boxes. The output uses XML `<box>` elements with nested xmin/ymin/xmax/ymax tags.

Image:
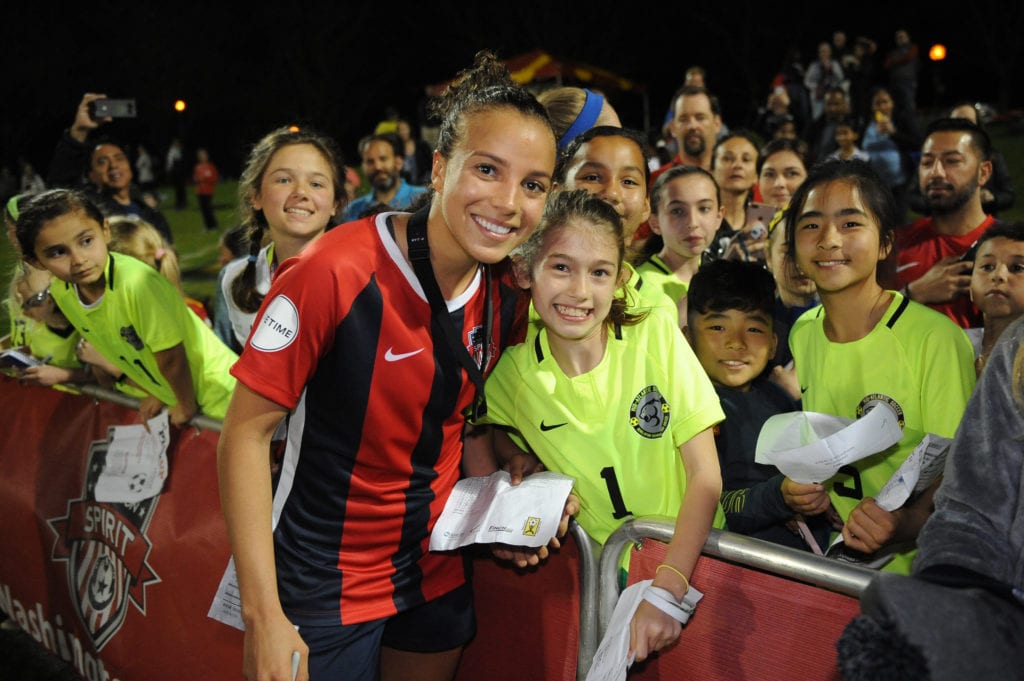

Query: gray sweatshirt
<box><xmin>914</xmin><ymin>315</ymin><xmax>1024</xmax><ymax>597</ymax></box>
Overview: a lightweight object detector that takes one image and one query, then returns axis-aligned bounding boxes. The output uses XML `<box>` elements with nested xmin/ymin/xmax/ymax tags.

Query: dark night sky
<box><xmin>3</xmin><ymin>1</ymin><xmax>1021</xmax><ymax>180</ymax></box>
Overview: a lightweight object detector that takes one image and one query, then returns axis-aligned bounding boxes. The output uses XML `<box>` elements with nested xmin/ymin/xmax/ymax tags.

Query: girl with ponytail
<box><xmin>219</xmin><ymin>126</ymin><xmax>345</xmax><ymax>349</ymax></box>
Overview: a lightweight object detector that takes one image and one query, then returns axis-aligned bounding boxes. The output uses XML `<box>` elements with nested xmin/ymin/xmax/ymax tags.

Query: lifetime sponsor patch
<box><xmin>630</xmin><ymin>385</ymin><xmax>670</xmax><ymax>439</ymax></box>
<box><xmin>250</xmin><ymin>295</ymin><xmax>299</xmax><ymax>352</ymax></box>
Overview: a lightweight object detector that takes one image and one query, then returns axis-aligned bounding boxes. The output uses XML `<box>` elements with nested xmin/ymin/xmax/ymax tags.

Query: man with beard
<box><xmin>650</xmin><ymin>85</ymin><xmax>724</xmax><ymax>185</ymax></box>
<box><xmin>46</xmin><ymin>93</ymin><xmax>174</xmax><ymax>243</ymax></box>
<box><xmin>802</xmin><ymin>86</ymin><xmax>854</xmax><ymax>165</ymax></box>
<box><xmin>342</xmin><ymin>133</ymin><xmax>427</xmax><ymax>221</ymax></box>
<box><xmin>896</xmin><ymin>118</ymin><xmax>996</xmax><ymax>329</ymax></box>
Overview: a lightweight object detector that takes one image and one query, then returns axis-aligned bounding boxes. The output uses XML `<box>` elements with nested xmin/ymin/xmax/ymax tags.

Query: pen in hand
<box><xmin>291</xmin><ymin>650</ymin><xmax>300</xmax><ymax>681</ymax></box>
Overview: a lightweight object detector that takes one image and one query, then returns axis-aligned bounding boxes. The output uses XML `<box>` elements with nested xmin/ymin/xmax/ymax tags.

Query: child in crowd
<box><xmin>217</xmin><ymin>224</ymin><xmax>249</xmax><ymax>268</ymax></box>
<box><xmin>552</xmin><ymin>125</ymin><xmax>677</xmax><ymax>323</ymax></box>
<box><xmin>967</xmin><ymin>221</ymin><xmax>1024</xmax><ymax>374</ymax></box>
<box><xmin>828</xmin><ymin>116</ymin><xmax>870</xmax><ymax>162</ymax></box>
<box><xmin>537</xmin><ymin>86</ymin><xmax>621</xmax><ymax>150</ymax></box>
<box><xmin>634</xmin><ymin>165</ymin><xmax>723</xmax><ymax>327</ymax></box>
<box><xmin>772</xmin><ymin>118</ymin><xmax>800</xmax><ymax>143</ymax></box>
<box><xmin>211</xmin><ymin>225</ymin><xmax>249</xmax><ymax>351</ymax></box>
<box><xmin>108</xmin><ymin>216</ymin><xmax>212</xmax><ymax>325</ymax></box>
<box><xmin>481</xmin><ymin>190</ymin><xmax>724</xmax><ymax>663</ymax></box>
<box><xmin>685</xmin><ymin>259</ymin><xmax>831</xmax><ymax>551</ymax></box>
<box><xmin>764</xmin><ymin>212</ymin><xmax>818</xmax><ymax>387</ymax></box>
<box><xmin>15</xmin><ymin>188</ymin><xmax>238</xmax><ymax>424</ymax></box>
<box><xmin>219</xmin><ymin>126</ymin><xmax>345</xmax><ymax>350</ymax></box>
<box><xmin>4</xmin><ymin>193</ymin><xmax>84</xmax><ymax>386</ymax></box>
<box><xmin>6</xmin><ymin>263</ymin><xmax>89</xmax><ymax>388</ymax></box>
<box><xmin>783</xmin><ymin>159</ymin><xmax>975</xmax><ymax>573</ymax></box>
<box><xmin>64</xmin><ymin>215</ymin><xmax>217</xmax><ymax>394</ymax></box>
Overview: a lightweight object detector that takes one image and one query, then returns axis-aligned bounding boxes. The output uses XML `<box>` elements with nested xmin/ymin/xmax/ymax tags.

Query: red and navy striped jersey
<box><xmin>231</xmin><ymin>213</ymin><xmax>519</xmax><ymax>625</ymax></box>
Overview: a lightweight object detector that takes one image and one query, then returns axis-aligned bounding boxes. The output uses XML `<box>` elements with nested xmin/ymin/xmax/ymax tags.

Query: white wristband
<box><xmin>642</xmin><ymin>584</ymin><xmax>703</xmax><ymax>624</ymax></box>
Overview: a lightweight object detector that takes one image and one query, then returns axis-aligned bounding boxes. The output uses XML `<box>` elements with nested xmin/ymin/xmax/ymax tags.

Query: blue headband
<box><xmin>558</xmin><ymin>89</ymin><xmax>605</xmax><ymax>150</ymax></box>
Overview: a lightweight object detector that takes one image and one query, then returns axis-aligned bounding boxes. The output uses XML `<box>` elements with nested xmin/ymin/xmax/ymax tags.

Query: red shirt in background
<box><xmin>896</xmin><ymin>214</ymin><xmax>997</xmax><ymax>329</ymax></box>
<box><xmin>193</xmin><ymin>162</ymin><xmax>218</xmax><ymax>196</ymax></box>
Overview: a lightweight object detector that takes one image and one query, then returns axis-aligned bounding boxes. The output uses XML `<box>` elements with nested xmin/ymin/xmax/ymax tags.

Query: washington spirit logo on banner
<box><xmin>47</xmin><ymin>439</ymin><xmax>161</xmax><ymax>650</ymax></box>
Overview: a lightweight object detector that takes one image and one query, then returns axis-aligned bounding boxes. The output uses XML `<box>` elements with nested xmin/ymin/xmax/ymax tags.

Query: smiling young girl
<box><xmin>220</xmin><ymin>127</ymin><xmax>345</xmax><ymax>350</ymax></box>
<box><xmin>216</xmin><ymin>51</ymin><xmax>557</xmax><ymax>681</ymax></box>
<box><xmin>481</xmin><ymin>189</ymin><xmax>724</xmax><ymax>663</ymax></box>
<box><xmin>782</xmin><ymin>159</ymin><xmax>975</xmax><ymax>573</ymax></box>
<box><xmin>552</xmin><ymin>126</ymin><xmax>678</xmax><ymax>322</ymax></box>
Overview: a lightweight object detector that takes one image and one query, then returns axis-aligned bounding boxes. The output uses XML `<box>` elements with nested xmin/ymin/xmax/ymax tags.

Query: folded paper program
<box><xmin>429</xmin><ymin>470</ymin><xmax>575</xmax><ymax>551</ymax></box>
<box><xmin>754</xmin><ymin>402</ymin><xmax>904</xmax><ymax>483</ymax></box>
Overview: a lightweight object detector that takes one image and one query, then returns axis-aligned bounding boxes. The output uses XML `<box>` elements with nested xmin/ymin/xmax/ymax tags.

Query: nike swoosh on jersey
<box><xmin>539</xmin><ymin>421</ymin><xmax>568</xmax><ymax>431</ymax></box>
<box><xmin>385</xmin><ymin>347</ymin><xmax>425</xmax><ymax>362</ymax></box>
<box><xmin>800</xmin><ymin>386</ymin><xmax>808</xmax><ymax>394</ymax></box>
<box><xmin>895</xmin><ymin>262</ymin><xmax>920</xmax><ymax>273</ymax></box>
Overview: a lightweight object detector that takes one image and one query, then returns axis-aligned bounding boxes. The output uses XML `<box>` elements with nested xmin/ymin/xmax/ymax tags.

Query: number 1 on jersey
<box><xmin>600</xmin><ymin>466</ymin><xmax>633</xmax><ymax>519</ymax></box>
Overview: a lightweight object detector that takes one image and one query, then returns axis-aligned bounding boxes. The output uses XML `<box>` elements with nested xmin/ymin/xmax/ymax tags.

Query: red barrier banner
<box><xmin>0</xmin><ymin>375</ymin><xmax>242</xmax><ymax>680</ymax></box>
<box><xmin>455</xmin><ymin>540</ymin><xmax>582</xmax><ymax>681</ymax></box>
<box><xmin>624</xmin><ymin>538</ymin><xmax>857</xmax><ymax>681</ymax></box>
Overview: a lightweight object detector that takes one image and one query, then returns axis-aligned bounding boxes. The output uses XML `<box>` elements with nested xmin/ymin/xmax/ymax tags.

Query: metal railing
<box><xmin>570</xmin><ymin>519</ymin><xmax>602</xmax><ymax>681</ymax></box>
<box><xmin>598</xmin><ymin>517</ymin><xmax>876</xmax><ymax>634</ymax></box>
<box><xmin>68</xmin><ymin>381</ymin><xmax>223</xmax><ymax>432</ymax></box>
<box><xmin>575</xmin><ymin>517</ymin><xmax>877</xmax><ymax>679</ymax></box>
<box><xmin>10</xmin><ymin>375</ymin><xmax>880</xmax><ymax>681</ymax></box>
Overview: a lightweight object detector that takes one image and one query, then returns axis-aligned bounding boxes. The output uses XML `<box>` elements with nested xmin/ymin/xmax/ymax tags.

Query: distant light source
<box><xmin>929</xmin><ymin>44</ymin><xmax>947</xmax><ymax>61</ymax></box>
<box><xmin>174</xmin><ymin>100</ymin><xmax>187</xmax><ymax>112</ymax></box>
<box><xmin>288</xmin><ymin>125</ymin><xmax>300</xmax><ymax>132</ymax></box>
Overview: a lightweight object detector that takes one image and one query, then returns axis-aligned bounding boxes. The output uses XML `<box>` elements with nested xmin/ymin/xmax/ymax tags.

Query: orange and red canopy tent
<box><xmin>425</xmin><ymin>49</ymin><xmax>646</xmax><ymax>97</ymax></box>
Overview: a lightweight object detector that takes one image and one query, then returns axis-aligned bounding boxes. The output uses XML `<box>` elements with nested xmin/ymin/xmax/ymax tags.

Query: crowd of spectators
<box><xmin>1</xmin><ymin>31</ymin><xmax>1021</xmax><ymax>680</ymax></box>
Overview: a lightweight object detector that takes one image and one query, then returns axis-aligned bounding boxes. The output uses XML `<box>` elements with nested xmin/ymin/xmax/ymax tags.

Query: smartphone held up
<box><xmin>88</xmin><ymin>98</ymin><xmax>137</xmax><ymax>120</ymax></box>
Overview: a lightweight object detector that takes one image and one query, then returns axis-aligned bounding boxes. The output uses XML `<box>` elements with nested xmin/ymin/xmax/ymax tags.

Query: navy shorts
<box><xmin>299</xmin><ymin>583</ymin><xmax>476</xmax><ymax>681</ymax></box>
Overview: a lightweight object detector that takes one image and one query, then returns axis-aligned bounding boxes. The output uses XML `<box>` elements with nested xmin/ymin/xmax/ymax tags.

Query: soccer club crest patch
<box><xmin>856</xmin><ymin>393</ymin><xmax>906</xmax><ymax>429</ymax></box>
<box><xmin>630</xmin><ymin>385</ymin><xmax>670</xmax><ymax>439</ymax></box>
<box><xmin>48</xmin><ymin>439</ymin><xmax>161</xmax><ymax>650</ymax></box>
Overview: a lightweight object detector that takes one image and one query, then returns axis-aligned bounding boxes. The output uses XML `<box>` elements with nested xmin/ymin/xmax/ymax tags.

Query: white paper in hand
<box><xmin>585</xmin><ymin>580</ymin><xmax>648</xmax><ymax>681</ymax></box>
<box><xmin>207</xmin><ymin>556</ymin><xmax>245</xmax><ymax>631</ymax></box>
<box><xmin>874</xmin><ymin>433</ymin><xmax>952</xmax><ymax>512</ymax></box>
<box><xmin>429</xmin><ymin>470</ymin><xmax>574</xmax><ymax>551</ymax></box>
<box><xmin>754</xmin><ymin>402</ymin><xmax>903</xmax><ymax>483</ymax></box>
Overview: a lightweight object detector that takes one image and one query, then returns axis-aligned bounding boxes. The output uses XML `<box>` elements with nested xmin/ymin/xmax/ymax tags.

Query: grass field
<box><xmin>158</xmin><ymin>182</ymin><xmax>242</xmax><ymax>307</ymax></box>
<box><xmin>3</xmin><ymin>122</ymin><xmax>1023</xmax><ymax>339</ymax></box>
